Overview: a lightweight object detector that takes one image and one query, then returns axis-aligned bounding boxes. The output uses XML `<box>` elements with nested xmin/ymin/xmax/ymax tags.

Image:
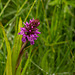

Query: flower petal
<box><xmin>30</xmin><ymin>41</ymin><xmax>34</xmax><ymax>45</ymax></box>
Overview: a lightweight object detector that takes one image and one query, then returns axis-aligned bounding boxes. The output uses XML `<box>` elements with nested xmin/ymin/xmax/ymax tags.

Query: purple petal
<box><xmin>22</xmin><ymin>35</ymin><xmax>26</xmax><ymax>42</ymax></box>
<box><xmin>34</xmin><ymin>34</ymin><xmax>39</xmax><ymax>38</ymax></box>
<box><xmin>21</xmin><ymin>27</ymin><xmax>27</xmax><ymax>31</ymax></box>
<box><xmin>34</xmin><ymin>31</ymin><xmax>41</xmax><ymax>34</ymax></box>
<box><xmin>27</xmin><ymin>35</ymin><xmax>34</xmax><ymax>41</ymax></box>
<box><xmin>29</xmin><ymin>30</ymin><xmax>31</xmax><ymax>32</ymax></box>
<box><xmin>31</xmin><ymin>26</ymin><xmax>33</xmax><ymax>28</ymax></box>
<box><xmin>27</xmin><ymin>35</ymin><xmax>29</xmax><ymax>39</ymax></box>
<box><xmin>30</xmin><ymin>41</ymin><xmax>34</xmax><ymax>45</ymax></box>
<box><xmin>29</xmin><ymin>19</ymin><xmax>32</xmax><ymax>23</ymax></box>
<box><xmin>31</xmin><ymin>34</ymin><xmax>34</xmax><ymax>37</ymax></box>
<box><xmin>36</xmin><ymin>28</ymin><xmax>39</xmax><ymax>31</ymax></box>
<box><xmin>26</xmin><ymin>22</ymin><xmax>29</xmax><ymax>25</ymax></box>
<box><xmin>23</xmin><ymin>34</ymin><xmax>26</xmax><ymax>37</ymax></box>
<box><xmin>38</xmin><ymin>22</ymin><xmax>40</xmax><ymax>25</ymax></box>
<box><xmin>32</xmin><ymin>18</ymin><xmax>34</xmax><ymax>22</ymax></box>
<box><xmin>33</xmin><ymin>37</ymin><xmax>37</xmax><ymax>40</ymax></box>
<box><xmin>33</xmin><ymin>34</ymin><xmax>38</xmax><ymax>40</ymax></box>
<box><xmin>23</xmin><ymin>22</ymin><xmax>26</xmax><ymax>25</ymax></box>
<box><xmin>18</xmin><ymin>32</ymin><xmax>21</xmax><ymax>35</ymax></box>
<box><xmin>18</xmin><ymin>31</ymin><xmax>24</xmax><ymax>35</ymax></box>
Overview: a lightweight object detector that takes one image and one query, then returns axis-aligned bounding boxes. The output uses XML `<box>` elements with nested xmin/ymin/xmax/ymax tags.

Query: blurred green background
<box><xmin>0</xmin><ymin>0</ymin><xmax>75</xmax><ymax>75</ymax></box>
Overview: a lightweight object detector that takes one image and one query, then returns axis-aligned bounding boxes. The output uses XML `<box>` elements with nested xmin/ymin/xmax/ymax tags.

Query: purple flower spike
<box><xmin>18</xmin><ymin>18</ymin><xmax>41</xmax><ymax>45</ymax></box>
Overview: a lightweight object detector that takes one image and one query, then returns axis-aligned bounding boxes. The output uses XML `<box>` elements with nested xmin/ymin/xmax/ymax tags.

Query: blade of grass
<box><xmin>45</xmin><ymin>41</ymin><xmax>67</xmax><ymax>46</ymax></box>
<box><xmin>12</xmin><ymin>17</ymin><xmax>22</xmax><ymax>75</ymax></box>
<box><xmin>41</xmin><ymin>0</ymin><xmax>50</xmax><ymax>35</ymax></box>
<box><xmin>17</xmin><ymin>0</ymin><xmax>28</xmax><ymax>14</ymax></box>
<box><xmin>55</xmin><ymin>49</ymin><xmax>70</xmax><ymax>73</ymax></box>
<box><xmin>0</xmin><ymin>0</ymin><xmax>11</xmax><ymax>16</ymax></box>
<box><xmin>0</xmin><ymin>22</ymin><xmax>12</xmax><ymax>75</ymax></box>
<box><xmin>24</xmin><ymin>0</ymin><xmax>36</xmax><ymax>23</ymax></box>
<box><xmin>41</xmin><ymin>50</ymin><xmax>50</xmax><ymax>74</ymax></box>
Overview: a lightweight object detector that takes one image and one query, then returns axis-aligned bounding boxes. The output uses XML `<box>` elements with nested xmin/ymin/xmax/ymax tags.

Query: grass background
<box><xmin>0</xmin><ymin>0</ymin><xmax>75</xmax><ymax>75</ymax></box>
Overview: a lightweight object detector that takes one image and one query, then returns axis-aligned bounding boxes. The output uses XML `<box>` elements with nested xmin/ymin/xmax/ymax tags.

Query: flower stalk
<box><xmin>16</xmin><ymin>41</ymin><xmax>28</xmax><ymax>71</ymax></box>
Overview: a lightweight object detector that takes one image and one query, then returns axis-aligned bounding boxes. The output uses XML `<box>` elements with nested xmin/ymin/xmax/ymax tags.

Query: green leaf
<box><xmin>12</xmin><ymin>17</ymin><xmax>22</xmax><ymax>75</ymax></box>
<box><xmin>41</xmin><ymin>50</ymin><xmax>50</xmax><ymax>73</ymax></box>
<box><xmin>0</xmin><ymin>22</ymin><xmax>12</xmax><ymax>75</ymax></box>
<box><xmin>49</xmin><ymin>0</ymin><xmax>57</xmax><ymax>6</ymax></box>
<box><xmin>66</xmin><ymin>1</ymin><xmax>75</xmax><ymax>7</ymax></box>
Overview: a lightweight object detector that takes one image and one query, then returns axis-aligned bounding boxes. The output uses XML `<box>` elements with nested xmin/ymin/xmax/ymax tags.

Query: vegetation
<box><xmin>0</xmin><ymin>0</ymin><xmax>75</xmax><ymax>75</ymax></box>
